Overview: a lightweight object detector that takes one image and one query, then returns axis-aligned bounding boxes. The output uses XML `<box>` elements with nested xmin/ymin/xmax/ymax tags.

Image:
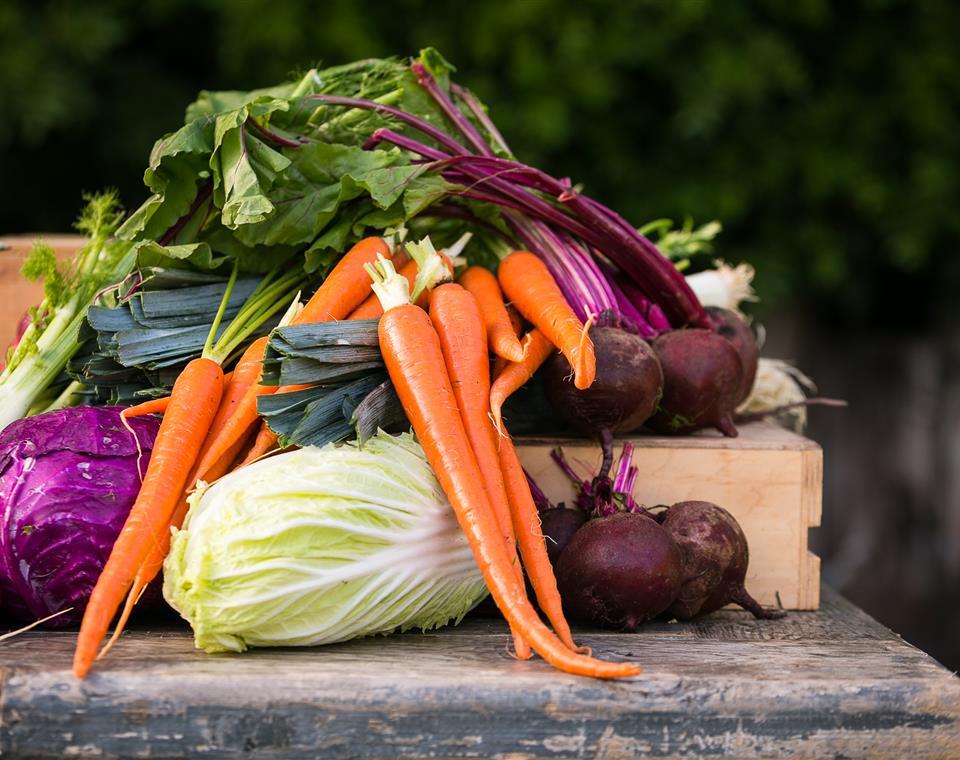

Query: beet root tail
<box><xmin>731</xmin><ymin>586</ymin><xmax>787</xmax><ymax>619</ymax></box>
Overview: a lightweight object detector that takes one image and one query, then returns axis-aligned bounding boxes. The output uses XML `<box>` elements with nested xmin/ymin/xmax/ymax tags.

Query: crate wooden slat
<box><xmin>516</xmin><ymin>421</ymin><xmax>822</xmax><ymax>609</ymax></box>
<box><xmin>0</xmin><ymin>234</ymin><xmax>86</xmax><ymax>347</ymax></box>
<box><xmin>0</xmin><ymin>588</ymin><xmax>957</xmax><ymax>758</ymax></box>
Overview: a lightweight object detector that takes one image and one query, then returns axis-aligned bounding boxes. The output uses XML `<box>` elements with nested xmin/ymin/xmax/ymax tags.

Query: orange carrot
<box><xmin>498</xmin><ymin>433</ymin><xmax>578</xmax><ymax>652</ymax></box>
<box><xmin>120</xmin><ymin>396</ymin><xmax>170</xmax><ymax>419</ymax></box>
<box><xmin>459</xmin><ymin>266</ymin><xmax>525</xmax><ymax>363</ymax></box>
<box><xmin>371</xmin><ymin>265</ymin><xmax>638</xmax><ymax>679</ymax></box>
<box><xmin>73</xmin><ymin>357</ymin><xmax>224</xmax><ymax>678</ymax></box>
<box><xmin>429</xmin><ymin>283</ymin><xmax>531</xmax><ymax>660</ymax></box>
<box><xmin>492</xmin><ymin>305</ymin><xmax>523</xmax><ymax>378</ymax></box>
<box><xmin>498</xmin><ymin>251</ymin><xmax>595</xmax><ymax>389</ymax></box>
<box><xmin>238</xmin><ymin>423</ymin><xmax>279</xmax><ymax>466</ymax></box>
<box><xmin>193</xmin><ymin>337</ymin><xmax>268</xmax><ymax>472</ymax></box>
<box><xmin>295</xmin><ymin>237</ymin><xmax>391</xmax><ymax>325</ymax></box>
<box><xmin>489</xmin><ymin>328</ymin><xmax>555</xmax><ymax>434</ymax></box>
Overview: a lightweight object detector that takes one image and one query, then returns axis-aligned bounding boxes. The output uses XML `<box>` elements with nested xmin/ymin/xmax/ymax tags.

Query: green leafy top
<box><xmin>21</xmin><ymin>243</ymin><xmax>64</xmax><ymax>306</ymax></box>
<box><xmin>118</xmin><ymin>50</ymin><xmax>483</xmax><ymax>277</ymax></box>
<box><xmin>639</xmin><ymin>217</ymin><xmax>722</xmax><ymax>263</ymax></box>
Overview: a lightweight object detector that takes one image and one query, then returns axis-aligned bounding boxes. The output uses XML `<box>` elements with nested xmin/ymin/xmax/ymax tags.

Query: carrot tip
<box><xmin>488</xmin><ymin>409</ymin><xmax>508</xmax><ymax>442</ymax></box>
<box><xmin>573</xmin><ymin>311</ymin><xmax>597</xmax><ymax>390</ymax></box>
<box><xmin>119</xmin><ymin>409</ymin><xmax>147</xmax><ymax>483</ymax></box>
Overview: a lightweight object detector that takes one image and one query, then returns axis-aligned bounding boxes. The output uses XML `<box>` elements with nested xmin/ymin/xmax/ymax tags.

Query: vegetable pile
<box><xmin>0</xmin><ymin>49</ymin><xmax>834</xmax><ymax>680</ymax></box>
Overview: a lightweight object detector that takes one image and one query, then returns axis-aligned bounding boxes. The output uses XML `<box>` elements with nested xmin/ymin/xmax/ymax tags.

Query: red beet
<box><xmin>649</xmin><ymin>329</ymin><xmax>743</xmax><ymax>437</ymax></box>
<box><xmin>660</xmin><ymin>500</ymin><xmax>785</xmax><ymax>620</ymax></box>
<box><xmin>707</xmin><ymin>307</ymin><xmax>758</xmax><ymax>403</ymax></box>
<box><xmin>555</xmin><ymin>512</ymin><xmax>683</xmax><ymax>630</ymax></box>
<box><xmin>543</xmin><ymin>326</ymin><xmax>663</xmax><ymax>436</ymax></box>
<box><xmin>539</xmin><ymin>507</ymin><xmax>588</xmax><ymax>567</ymax></box>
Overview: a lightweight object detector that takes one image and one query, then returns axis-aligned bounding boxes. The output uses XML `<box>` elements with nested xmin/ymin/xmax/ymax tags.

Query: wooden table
<box><xmin>1</xmin><ymin>588</ymin><xmax>957</xmax><ymax>758</ymax></box>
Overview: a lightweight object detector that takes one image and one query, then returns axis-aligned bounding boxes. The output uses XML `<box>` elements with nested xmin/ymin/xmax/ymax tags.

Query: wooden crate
<box><xmin>516</xmin><ymin>421</ymin><xmax>822</xmax><ymax>610</ymax></box>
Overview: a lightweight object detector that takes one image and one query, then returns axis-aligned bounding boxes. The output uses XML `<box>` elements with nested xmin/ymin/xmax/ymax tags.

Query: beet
<box><xmin>649</xmin><ymin>329</ymin><xmax>743</xmax><ymax>437</ymax></box>
<box><xmin>706</xmin><ymin>307</ymin><xmax>758</xmax><ymax>403</ymax></box>
<box><xmin>539</xmin><ymin>507</ymin><xmax>588</xmax><ymax>567</ymax></box>
<box><xmin>556</xmin><ymin>512</ymin><xmax>683</xmax><ymax>630</ymax></box>
<box><xmin>660</xmin><ymin>500</ymin><xmax>785</xmax><ymax>620</ymax></box>
<box><xmin>543</xmin><ymin>326</ymin><xmax>663</xmax><ymax>436</ymax></box>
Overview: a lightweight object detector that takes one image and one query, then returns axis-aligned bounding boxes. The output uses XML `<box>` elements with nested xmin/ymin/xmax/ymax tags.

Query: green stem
<box><xmin>212</xmin><ymin>269</ymin><xmax>302</xmax><ymax>356</ymax></box>
<box><xmin>43</xmin><ymin>380</ymin><xmax>87</xmax><ymax>412</ymax></box>
<box><xmin>202</xmin><ymin>264</ymin><xmax>238</xmax><ymax>360</ymax></box>
<box><xmin>213</xmin><ymin>280</ymin><xmax>303</xmax><ymax>363</ymax></box>
<box><xmin>309</xmin><ymin>89</ymin><xmax>402</xmax><ymax>136</ymax></box>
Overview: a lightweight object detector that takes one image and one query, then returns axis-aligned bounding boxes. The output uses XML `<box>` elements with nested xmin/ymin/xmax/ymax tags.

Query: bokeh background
<box><xmin>2</xmin><ymin>0</ymin><xmax>958</xmax><ymax>666</ymax></box>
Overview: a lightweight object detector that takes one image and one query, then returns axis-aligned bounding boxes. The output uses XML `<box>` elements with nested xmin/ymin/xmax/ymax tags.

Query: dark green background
<box><xmin>2</xmin><ymin>0</ymin><xmax>959</xmax><ymax>669</ymax></box>
<box><xmin>3</xmin><ymin>0</ymin><xmax>958</xmax><ymax>327</ymax></box>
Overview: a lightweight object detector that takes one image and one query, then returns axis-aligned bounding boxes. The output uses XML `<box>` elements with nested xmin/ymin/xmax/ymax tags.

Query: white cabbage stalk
<box><xmin>163</xmin><ymin>432</ymin><xmax>487</xmax><ymax>653</ymax></box>
<box><xmin>737</xmin><ymin>359</ymin><xmax>817</xmax><ymax>432</ymax></box>
<box><xmin>685</xmin><ymin>260</ymin><xmax>757</xmax><ymax>314</ymax></box>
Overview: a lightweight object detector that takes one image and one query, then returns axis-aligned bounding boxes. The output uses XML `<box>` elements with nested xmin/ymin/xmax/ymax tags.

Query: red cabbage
<box><xmin>0</xmin><ymin>406</ymin><xmax>160</xmax><ymax>626</ymax></box>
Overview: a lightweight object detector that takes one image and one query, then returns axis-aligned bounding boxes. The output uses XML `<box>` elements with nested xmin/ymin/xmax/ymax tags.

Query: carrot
<box><xmin>459</xmin><ymin>266</ymin><xmax>525</xmax><ymax>364</ymax></box>
<box><xmin>370</xmin><ymin>261</ymin><xmax>639</xmax><ymax>679</ymax></box>
<box><xmin>429</xmin><ymin>283</ymin><xmax>531</xmax><ymax>660</ymax></box>
<box><xmin>498</xmin><ymin>432</ymin><xmax>579</xmax><ymax>652</ymax></box>
<box><xmin>120</xmin><ymin>396</ymin><xmax>170</xmax><ymax>419</ymax></box>
<box><xmin>492</xmin><ymin>305</ymin><xmax>523</xmax><ymax>378</ymax></box>
<box><xmin>73</xmin><ymin>357</ymin><xmax>224</xmax><ymax>678</ymax></box>
<box><xmin>238</xmin><ymin>423</ymin><xmax>279</xmax><ymax>466</ymax></box>
<box><xmin>192</xmin><ymin>337</ymin><xmax>268</xmax><ymax>472</ymax></box>
<box><xmin>498</xmin><ymin>251</ymin><xmax>595</xmax><ymax>390</ymax></box>
<box><xmin>119</xmin><ymin>366</ymin><xmax>239</xmax><ymax>422</ymax></box>
<box><xmin>489</xmin><ymin>328</ymin><xmax>555</xmax><ymax>434</ymax></box>
<box><xmin>295</xmin><ymin>237</ymin><xmax>391</xmax><ymax>325</ymax></box>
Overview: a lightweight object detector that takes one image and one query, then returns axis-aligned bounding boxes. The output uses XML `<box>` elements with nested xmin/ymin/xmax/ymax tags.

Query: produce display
<box><xmin>0</xmin><ymin>49</ymin><xmax>833</xmax><ymax>681</ymax></box>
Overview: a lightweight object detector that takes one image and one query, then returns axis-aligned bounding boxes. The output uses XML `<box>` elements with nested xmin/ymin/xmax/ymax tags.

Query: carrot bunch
<box><xmin>368</xmin><ymin>253</ymin><xmax>635</xmax><ymax>679</ymax></box>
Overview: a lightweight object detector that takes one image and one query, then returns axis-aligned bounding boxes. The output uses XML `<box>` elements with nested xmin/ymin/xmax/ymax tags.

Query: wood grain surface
<box><xmin>518</xmin><ymin>421</ymin><xmax>822</xmax><ymax>610</ymax></box>
<box><xmin>0</xmin><ymin>588</ymin><xmax>956</xmax><ymax>758</ymax></box>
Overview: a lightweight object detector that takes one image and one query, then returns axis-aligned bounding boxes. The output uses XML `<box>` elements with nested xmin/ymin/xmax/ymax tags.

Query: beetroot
<box><xmin>649</xmin><ymin>329</ymin><xmax>742</xmax><ymax>437</ymax></box>
<box><xmin>707</xmin><ymin>307</ymin><xmax>758</xmax><ymax>403</ymax></box>
<box><xmin>556</xmin><ymin>512</ymin><xmax>683</xmax><ymax>630</ymax></box>
<box><xmin>660</xmin><ymin>500</ymin><xmax>785</xmax><ymax>620</ymax></box>
<box><xmin>539</xmin><ymin>507</ymin><xmax>588</xmax><ymax>567</ymax></box>
<box><xmin>542</xmin><ymin>326</ymin><xmax>663</xmax><ymax>437</ymax></box>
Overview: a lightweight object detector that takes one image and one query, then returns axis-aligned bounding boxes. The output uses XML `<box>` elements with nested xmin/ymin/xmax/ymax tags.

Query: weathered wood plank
<box><xmin>1</xmin><ymin>588</ymin><xmax>956</xmax><ymax>758</ymax></box>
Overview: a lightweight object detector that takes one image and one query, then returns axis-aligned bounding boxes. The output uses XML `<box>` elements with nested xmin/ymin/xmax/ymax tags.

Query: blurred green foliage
<box><xmin>2</xmin><ymin>0</ymin><xmax>958</xmax><ymax>327</ymax></box>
